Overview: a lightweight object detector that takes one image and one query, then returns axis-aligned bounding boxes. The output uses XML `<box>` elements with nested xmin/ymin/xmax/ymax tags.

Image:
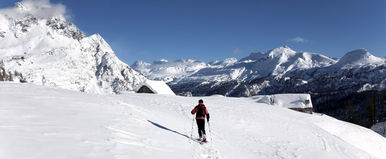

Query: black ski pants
<box><xmin>196</xmin><ymin>119</ymin><xmax>206</xmax><ymax>138</ymax></box>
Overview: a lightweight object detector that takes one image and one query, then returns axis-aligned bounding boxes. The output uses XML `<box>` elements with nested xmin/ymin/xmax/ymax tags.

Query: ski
<box><xmin>199</xmin><ymin>141</ymin><xmax>208</xmax><ymax>144</ymax></box>
<box><xmin>195</xmin><ymin>138</ymin><xmax>208</xmax><ymax>144</ymax></box>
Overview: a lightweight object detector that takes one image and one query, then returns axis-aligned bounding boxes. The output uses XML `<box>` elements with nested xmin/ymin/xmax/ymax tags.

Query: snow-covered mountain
<box><xmin>277</xmin><ymin>49</ymin><xmax>386</xmax><ymax>94</ymax></box>
<box><xmin>333</xmin><ymin>49</ymin><xmax>385</xmax><ymax>69</ymax></box>
<box><xmin>178</xmin><ymin>46</ymin><xmax>337</xmax><ymax>84</ymax></box>
<box><xmin>132</xmin><ymin>46</ymin><xmax>385</xmax><ymax>97</ymax></box>
<box><xmin>132</xmin><ymin>46</ymin><xmax>385</xmax><ymax>128</ymax></box>
<box><xmin>0</xmin><ymin>1</ymin><xmax>146</xmax><ymax>94</ymax></box>
<box><xmin>1</xmin><ymin>82</ymin><xmax>386</xmax><ymax>159</ymax></box>
<box><xmin>133</xmin><ymin>46</ymin><xmax>337</xmax><ymax>84</ymax></box>
<box><xmin>132</xmin><ymin>59</ymin><xmax>207</xmax><ymax>82</ymax></box>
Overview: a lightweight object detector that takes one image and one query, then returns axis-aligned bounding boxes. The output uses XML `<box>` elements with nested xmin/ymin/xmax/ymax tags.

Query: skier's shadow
<box><xmin>147</xmin><ymin>120</ymin><xmax>198</xmax><ymax>142</ymax></box>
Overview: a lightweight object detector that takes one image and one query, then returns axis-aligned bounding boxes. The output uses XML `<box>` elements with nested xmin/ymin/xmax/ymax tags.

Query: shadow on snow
<box><xmin>147</xmin><ymin>120</ymin><xmax>200</xmax><ymax>143</ymax></box>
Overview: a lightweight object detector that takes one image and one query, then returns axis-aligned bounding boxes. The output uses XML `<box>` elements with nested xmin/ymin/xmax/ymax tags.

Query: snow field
<box><xmin>0</xmin><ymin>83</ymin><xmax>386</xmax><ymax>159</ymax></box>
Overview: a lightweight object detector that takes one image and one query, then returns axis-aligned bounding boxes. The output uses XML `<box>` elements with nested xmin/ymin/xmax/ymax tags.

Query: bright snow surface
<box><xmin>1</xmin><ymin>83</ymin><xmax>386</xmax><ymax>159</ymax></box>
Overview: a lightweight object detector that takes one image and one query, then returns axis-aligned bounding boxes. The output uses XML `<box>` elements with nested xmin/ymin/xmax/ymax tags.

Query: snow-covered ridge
<box><xmin>133</xmin><ymin>46</ymin><xmax>385</xmax><ymax>85</ymax></box>
<box><xmin>133</xmin><ymin>46</ymin><xmax>338</xmax><ymax>84</ymax></box>
<box><xmin>132</xmin><ymin>59</ymin><xmax>207</xmax><ymax>82</ymax></box>
<box><xmin>333</xmin><ymin>49</ymin><xmax>385</xmax><ymax>69</ymax></box>
<box><xmin>0</xmin><ymin>1</ymin><xmax>146</xmax><ymax>94</ymax></box>
<box><xmin>133</xmin><ymin>46</ymin><xmax>385</xmax><ymax>97</ymax></box>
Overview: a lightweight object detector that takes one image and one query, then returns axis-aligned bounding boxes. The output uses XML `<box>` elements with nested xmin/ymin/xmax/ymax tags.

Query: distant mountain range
<box><xmin>132</xmin><ymin>46</ymin><xmax>386</xmax><ymax>128</ymax></box>
<box><xmin>132</xmin><ymin>46</ymin><xmax>385</xmax><ymax>97</ymax></box>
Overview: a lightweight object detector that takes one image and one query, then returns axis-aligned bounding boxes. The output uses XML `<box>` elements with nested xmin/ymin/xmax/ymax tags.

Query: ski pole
<box><xmin>208</xmin><ymin>121</ymin><xmax>213</xmax><ymax>142</ymax></box>
<box><xmin>190</xmin><ymin>116</ymin><xmax>194</xmax><ymax>140</ymax></box>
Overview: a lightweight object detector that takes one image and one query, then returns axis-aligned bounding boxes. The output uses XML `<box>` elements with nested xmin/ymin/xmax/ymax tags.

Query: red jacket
<box><xmin>191</xmin><ymin>103</ymin><xmax>209</xmax><ymax>120</ymax></box>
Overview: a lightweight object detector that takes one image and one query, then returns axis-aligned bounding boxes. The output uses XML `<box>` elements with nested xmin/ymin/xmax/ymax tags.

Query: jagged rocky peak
<box><xmin>82</xmin><ymin>33</ymin><xmax>114</xmax><ymax>53</ymax></box>
<box><xmin>14</xmin><ymin>2</ymin><xmax>28</xmax><ymax>12</ymax></box>
<box><xmin>7</xmin><ymin>1</ymin><xmax>66</xmax><ymax>19</ymax></box>
<box><xmin>266</xmin><ymin>46</ymin><xmax>296</xmax><ymax>58</ymax></box>
<box><xmin>1</xmin><ymin>1</ymin><xmax>84</xmax><ymax>40</ymax></box>
<box><xmin>224</xmin><ymin>57</ymin><xmax>237</xmax><ymax>62</ymax></box>
<box><xmin>334</xmin><ymin>49</ymin><xmax>385</xmax><ymax>68</ymax></box>
<box><xmin>46</xmin><ymin>17</ymin><xmax>84</xmax><ymax>40</ymax></box>
<box><xmin>239</xmin><ymin>46</ymin><xmax>297</xmax><ymax>62</ymax></box>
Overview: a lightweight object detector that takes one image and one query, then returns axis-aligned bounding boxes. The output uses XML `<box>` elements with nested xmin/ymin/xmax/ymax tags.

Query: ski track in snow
<box><xmin>141</xmin><ymin>98</ymin><xmax>222</xmax><ymax>159</ymax></box>
<box><xmin>194</xmin><ymin>143</ymin><xmax>220</xmax><ymax>159</ymax></box>
<box><xmin>315</xmin><ymin>133</ymin><xmax>331</xmax><ymax>152</ymax></box>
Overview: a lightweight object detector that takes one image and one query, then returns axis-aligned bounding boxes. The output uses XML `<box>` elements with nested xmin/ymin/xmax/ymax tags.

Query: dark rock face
<box><xmin>0</xmin><ymin>61</ymin><xmax>26</xmax><ymax>83</ymax></box>
<box><xmin>0</xmin><ymin>31</ymin><xmax>5</xmax><ymax>38</ymax></box>
<box><xmin>137</xmin><ymin>86</ymin><xmax>154</xmax><ymax>93</ymax></box>
<box><xmin>313</xmin><ymin>90</ymin><xmax>386</xmax><ymax>128</ymax></box>
<box><xmin>15</xmin><ymin>14</ymin><xmax>38</xmax><ymax>33</ymax></box>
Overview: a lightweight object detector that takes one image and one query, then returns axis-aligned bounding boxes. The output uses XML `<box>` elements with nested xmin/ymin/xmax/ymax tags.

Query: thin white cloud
<box><xmin>0</xmin><ymin>0</ymin><xmax>68</xmax><ymax>20</ymax></box>
<box><xmin>232</xmin><ymin>48</ymin><xmax>243</xmax><ymax>54</ymax></box>
<box><xmin>288</xmin><ymin>37</ymin><xmax>307</xmax><ymax>43</ymax></box>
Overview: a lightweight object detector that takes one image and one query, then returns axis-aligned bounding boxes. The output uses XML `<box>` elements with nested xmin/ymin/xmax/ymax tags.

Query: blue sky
<box><xmin>2</xmin><ymin>0</ymin><xmax>386</xmax><ymax>64</ymax></box>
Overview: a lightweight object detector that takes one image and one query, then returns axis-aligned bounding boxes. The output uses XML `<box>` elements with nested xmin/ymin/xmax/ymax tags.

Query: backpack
<box><xmin>196</xmin><ymin>105</ymin><xmax>206</xmax><ymax>118</ymax></box>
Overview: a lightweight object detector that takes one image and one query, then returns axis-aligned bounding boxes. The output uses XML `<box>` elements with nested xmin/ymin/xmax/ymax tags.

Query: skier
<box><xmin>191</xmin><ymin>99</ymin><xmax>210</xmax><ymax>142</ymax></box>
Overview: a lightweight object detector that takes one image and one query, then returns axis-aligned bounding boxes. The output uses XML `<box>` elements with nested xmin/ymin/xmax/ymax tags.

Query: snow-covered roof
<box><xmin>136</xmin><ymin>80</ymin><xmax>175</xmax><ymax>95</ymax></box>
<box><xmin>253</xmin><ymin>93</ymin><xmax>312</xmax><ymax>109</ymax></box>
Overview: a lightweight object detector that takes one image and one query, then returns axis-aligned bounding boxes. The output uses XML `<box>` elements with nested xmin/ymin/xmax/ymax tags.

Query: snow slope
<box><xmin>0</xmin><ymin>1</ymin><xmax>146</xmax><ymax>94</ymax></box>
<box><xmin>1</xmin><ymin>82</ymin><xmax>385</xmax><ymax>159</ymax></box>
